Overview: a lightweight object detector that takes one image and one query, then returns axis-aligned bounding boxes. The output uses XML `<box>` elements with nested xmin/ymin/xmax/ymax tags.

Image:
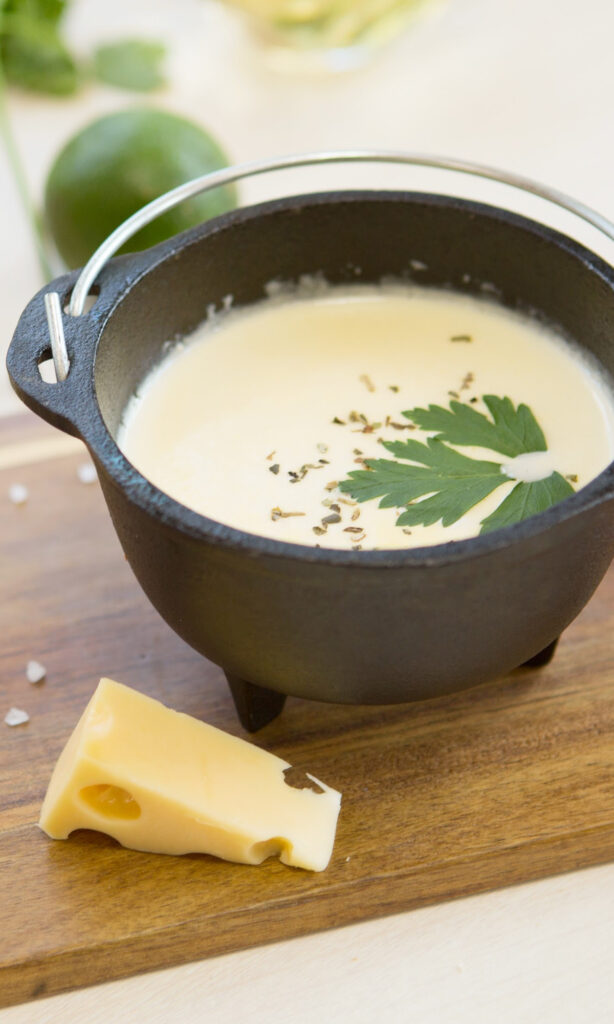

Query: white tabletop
<box><xmin>3</xmin><ymin>0</ymin><xmax>614</xmax><ymax>1019</ymax></box>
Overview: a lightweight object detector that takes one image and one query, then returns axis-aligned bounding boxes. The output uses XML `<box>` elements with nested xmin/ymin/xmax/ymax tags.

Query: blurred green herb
<box><xmin>1</xmin><ymin>0</ymin><xmax>77</xmax><ymax>93</ymax></box>
<box><xmin>93</xmin><ymin>39</ymin><xmax>166</xmax><ymax>92</ymax></box>
<box><xmin>0</xmin><ymin>0</ymin><xmax>166</xmax><ymax>95</ymax></box>
<box><xmin>339</xmin><ymin>396</ymin><xmax>575</xmax><ymax>534</ymax></box>
<box><xmin>0</xmin><ymin>1</ymin><xmax>168</xmax><ymax>282</ymax></box>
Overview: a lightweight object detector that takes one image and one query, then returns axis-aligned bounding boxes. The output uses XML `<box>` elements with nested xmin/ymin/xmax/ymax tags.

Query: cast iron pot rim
<box><xmin>72</xmin><ymin>190</ymin><xmax>614</xmax><ymax>566</ymax></box>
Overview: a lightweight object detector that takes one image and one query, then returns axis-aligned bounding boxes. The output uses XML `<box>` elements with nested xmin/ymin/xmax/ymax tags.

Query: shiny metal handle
<box><xmin>46</xmin><ymin>148</ymin><xmax>614</xmax><ymax>381</ymax></box>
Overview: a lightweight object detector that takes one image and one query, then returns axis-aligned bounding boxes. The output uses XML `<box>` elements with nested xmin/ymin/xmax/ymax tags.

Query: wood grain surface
<box><xmin>2</xmin><ymin>412</ymin><xmax>614</xmax><ymax>1009</ymax></box>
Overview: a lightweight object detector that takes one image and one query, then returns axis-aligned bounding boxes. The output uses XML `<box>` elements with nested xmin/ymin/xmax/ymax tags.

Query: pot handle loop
<box><xmin>67</xmin><ymin>148</ymin><xmax>614</xmax><ymax>323</ymax></box>
<box><xmin>39</xmin><ymin>149</ymin><xmax>614</xmax><ymax>385</ymax></box>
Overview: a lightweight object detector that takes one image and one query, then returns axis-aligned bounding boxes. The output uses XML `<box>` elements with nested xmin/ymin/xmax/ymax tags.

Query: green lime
<box><xmin>44</xmin><ymin>108</ymin><xmax>238</xmax><ymax>268</ymax></box>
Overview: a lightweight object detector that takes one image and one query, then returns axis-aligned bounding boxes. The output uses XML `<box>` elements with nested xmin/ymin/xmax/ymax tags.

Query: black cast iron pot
<box><xmin>7</xmin><ymin>190</ymin><xmax>614</xmax><ymax>729</ymax></box>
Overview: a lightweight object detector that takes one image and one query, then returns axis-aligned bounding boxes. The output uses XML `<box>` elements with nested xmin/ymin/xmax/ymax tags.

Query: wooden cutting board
<box><xmin>2</xmin><ymin>411</ymin><xmax>614</xmax><ymax>1009</ymax></box>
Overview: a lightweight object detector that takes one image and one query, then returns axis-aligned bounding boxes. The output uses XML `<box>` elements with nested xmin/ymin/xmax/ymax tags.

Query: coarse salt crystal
<box><xmin>77</xmin><ymin>462</ymin><xmax>97</xmax><ymax>485</ymax></box>
<box><xmin>8</xmin><ymin>483</ymin><xmax>28</xmax><ymax>505</ymax></box>
<box><xmin>5</xmin><ymin>707</ymin><xmax>29</xmax><ymax>727</ymax></box>
<box><xmin>26</xmin><ymin>660</ymin><xmax>46</xmax><ymax>684</ymax></box>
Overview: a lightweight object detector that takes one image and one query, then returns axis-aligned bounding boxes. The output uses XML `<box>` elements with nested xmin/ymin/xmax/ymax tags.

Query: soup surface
<box><xmin>118</xmin><ymin>285</ymin><xmax>614</xmax><ymax>549</ymax></box>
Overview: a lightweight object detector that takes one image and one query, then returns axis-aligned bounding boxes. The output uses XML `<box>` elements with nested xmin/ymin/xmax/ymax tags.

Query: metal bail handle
<box><xmin>44</xmin><ymin>148</ymin><xmax>614</xmax><ymax>383</ymax></box>
<box><xmin>44</xmin><ymin>291</ymin><xmax>70</xmax><ymax>381</ymax></box>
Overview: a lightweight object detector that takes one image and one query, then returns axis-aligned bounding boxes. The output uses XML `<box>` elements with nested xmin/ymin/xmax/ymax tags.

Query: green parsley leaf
<box><xmin>403</xmin><ymin>395</ymin><xmax>547</xmax><ymax>458</ymax></box>
<box><xmin>339</xmin><ymin>395</ymin><xmax>577</xmax><ymax>536</ymax></box>
<box><xmin>93</xmin><ymin>40</ymin><xmax>166</xmax><ymax>92</ymax></box>
<box><xmin>479</xmin><ymin>471</ymin><xmax>575</xmax><ymax>534</ymax></box>
<box><xmin>339</xmin><ymin>437</ymin><xmax>506</xmax><ymax>528</ymax></box>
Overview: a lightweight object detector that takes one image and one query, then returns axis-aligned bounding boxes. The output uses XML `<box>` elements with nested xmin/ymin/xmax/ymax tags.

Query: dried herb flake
<box><xmin>271</xmin><ymin>507</ymin><xmax>305</xmax><ymax>521</ymax></box>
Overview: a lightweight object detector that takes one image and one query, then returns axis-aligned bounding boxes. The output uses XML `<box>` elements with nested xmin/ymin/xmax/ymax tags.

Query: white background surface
<box><xmin>2</xmin><ymin>0</ymin><xmax>614</xmax><ymax>1019</ymax></box>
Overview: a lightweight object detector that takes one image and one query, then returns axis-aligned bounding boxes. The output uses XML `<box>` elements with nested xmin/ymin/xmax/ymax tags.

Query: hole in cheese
<box><xmin>79</xmin><ymin>784</ymin><xmax>141</xmax><ymax>820</ymax></box>
<box><xmin>250</xmin><ymin>836</ymin><xmax>291</xmax><ymax>862</ymax></box>
<box><xmin>283</xmin><ymin>766</ymin><xmax>325</xmax><ymax>793</ymax></box>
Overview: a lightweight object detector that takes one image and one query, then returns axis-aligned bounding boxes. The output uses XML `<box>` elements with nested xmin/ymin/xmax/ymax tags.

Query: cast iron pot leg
<box><xmin>225</xmin><ymin>673</ymin><xmax>287</xmax><ymax>732</ymax></box>
<box><xmin>521</xmin><ymin>637</ymin><xmax>560</xmax><ymax>668</ymax></box>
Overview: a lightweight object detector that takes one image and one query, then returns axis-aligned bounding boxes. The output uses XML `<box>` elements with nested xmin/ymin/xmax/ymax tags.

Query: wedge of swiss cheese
<box><xmin>39</xmin><ymin>678</ymin><xmax>341</xmax><ymax>871</ymax></box>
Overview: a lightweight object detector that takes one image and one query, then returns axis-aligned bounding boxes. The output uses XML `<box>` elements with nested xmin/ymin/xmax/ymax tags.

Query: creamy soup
<box><xmin>118</xmin><ymin>286</ymin><xmax>614</xmax><ymax>549</ymax></box>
